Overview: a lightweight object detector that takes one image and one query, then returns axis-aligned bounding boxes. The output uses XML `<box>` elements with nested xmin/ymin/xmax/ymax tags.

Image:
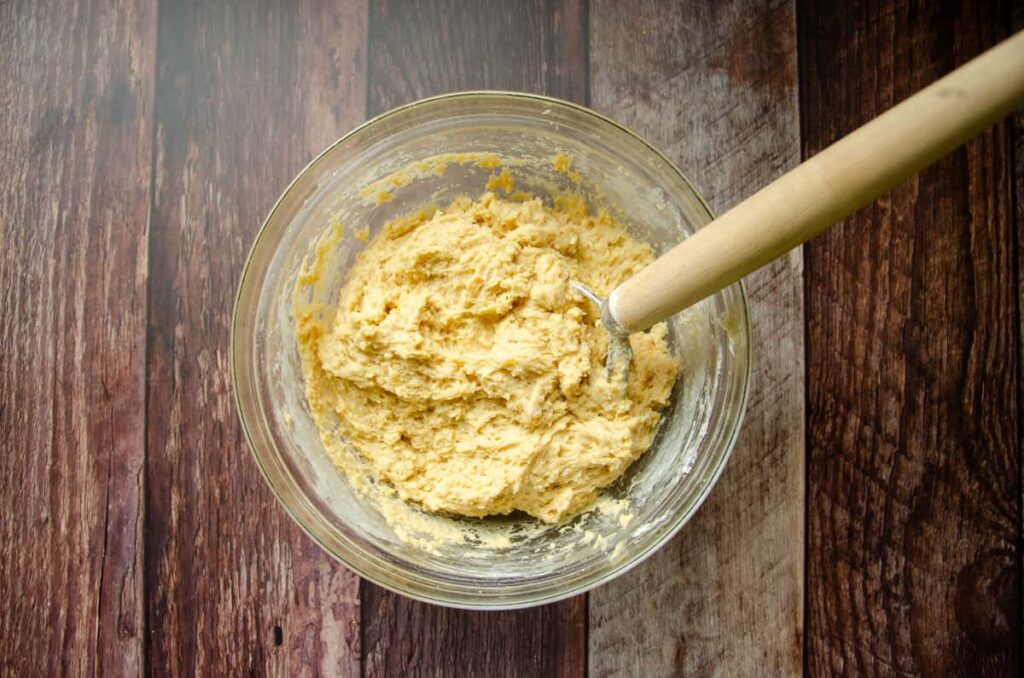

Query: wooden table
<box><xmin>2</xmin><ymin>0</ymin><xmax>1020</xmax><ymax>675</ymax></box>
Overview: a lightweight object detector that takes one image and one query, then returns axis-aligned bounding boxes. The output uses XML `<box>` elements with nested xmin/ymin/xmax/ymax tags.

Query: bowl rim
<box><xmin>230</xmin><ymin>90</ymin><xmax>753</xmax><ymax>609</ymax></box>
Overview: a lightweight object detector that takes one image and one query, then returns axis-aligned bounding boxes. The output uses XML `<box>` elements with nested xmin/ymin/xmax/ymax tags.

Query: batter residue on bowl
<box><xmin>296</xmin><ymin>191</ymin><xmax>679</xmax><ymax>524</ymax></box>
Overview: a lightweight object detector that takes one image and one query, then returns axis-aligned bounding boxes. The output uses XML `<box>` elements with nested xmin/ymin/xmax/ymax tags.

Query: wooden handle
<box><xmin>608</xmin><ymin>30</ymin><xmax>1024</xmax><ymax>334</ymax></box>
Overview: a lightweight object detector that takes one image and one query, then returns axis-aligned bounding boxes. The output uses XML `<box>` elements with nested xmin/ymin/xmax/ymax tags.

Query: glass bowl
<box><xmin>231</xmin><ymin>92</ymin><xmax>751</xmax><ymax>609</ymax></box>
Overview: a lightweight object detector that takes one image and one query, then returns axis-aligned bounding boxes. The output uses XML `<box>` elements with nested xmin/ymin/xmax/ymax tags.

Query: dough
<box><xmin>297</xmin><ymin>192</ymin><xmax>679</xmax><ymax>524</ymax></box>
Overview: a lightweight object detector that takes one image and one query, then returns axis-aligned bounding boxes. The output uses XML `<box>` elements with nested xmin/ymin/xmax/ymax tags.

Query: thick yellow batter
<box><xmin>297</xmin><ymin>192</ymin><xmax>678</xmax><ymax>524</ymax></box>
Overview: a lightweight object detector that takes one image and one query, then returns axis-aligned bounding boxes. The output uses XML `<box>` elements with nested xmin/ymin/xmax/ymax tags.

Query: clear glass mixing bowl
<box><xmin>231</xmin><ymin>92</ymin><xmax>751</xmax><ymax>609</ymax></box>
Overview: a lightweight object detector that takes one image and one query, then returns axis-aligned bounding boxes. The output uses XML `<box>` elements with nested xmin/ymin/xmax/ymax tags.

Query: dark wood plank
<box><xmin>587</xmin><ymin>1</ymin><xmax>804</xmax><ymax>674</ymax></box>
<box><xmin>1015</xmin><ymin>0</ymin><xmax>1024</xmax><ymax>663</ymax></box>
<box><xmin>367</xmin><ymin>0</ymin><xmax>587</xmax><ymax>110</ymax></box>
<box><xmin>362</xmin><ymin>597</ymin><xmax>587</xmax><ymax>678</ymax></box>
<box><xmin>360</xmin><ymin>2</ymin><xmax>587</xmax><ymax>676</ymax></box>
<box><xmin>801</xmin><ymin>0</ymin><xmax>1022</xmax><ymax>674</ymax></box>
<box><xmin>0</xmin><ymin>0</ymin><xmax>156</xmax><ymax>674</ymax></box>
<box><xmin>145</xmin><ymin>1</ymin><xmax>367</xmax><ymax>674</ymax></box>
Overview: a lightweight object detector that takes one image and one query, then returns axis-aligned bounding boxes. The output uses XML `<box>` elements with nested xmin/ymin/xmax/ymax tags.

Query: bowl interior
<box><xmin>232</xmin><ymin>93</ymin><xmax>751</xmax><ymax>608</ymax></box>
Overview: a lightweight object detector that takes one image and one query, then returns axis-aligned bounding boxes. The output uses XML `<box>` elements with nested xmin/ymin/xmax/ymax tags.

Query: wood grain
<box><xmin>801</xmin><ymin>0</ymin><xmax>1022</xmax><ymax>674</ymax></box>
<box><xmin>4</xmin><ymin>1</ymin><xmax>1021</xmax><ymax>674</ymax></box>
<box><xmin>144</xmin><ymin>1</ymin><xmax>367</xmax><ymax>674</ymax></box>
<box><xmin>367</xmin><ymin>0</ymin><xmax>587</xmax><ymax>111</ymax></box>
<box><xmin>1015</xmin><ymin>0</ymin><xmax>1024</xmax><ymax>663</ymax></box>
<box><xmin>0</xmin><ymin>0</ymin><xmax>156</xmax><ymax>674</ymax></box>
<box><xmin>588</xmin><ymin>1</ymin><xmax>805</xmax><ymax>675</ymax></box>
<box><xmin>360</xmin><ymin>2</ymin><xmax>588</xmax><ymax>676</ymax></box>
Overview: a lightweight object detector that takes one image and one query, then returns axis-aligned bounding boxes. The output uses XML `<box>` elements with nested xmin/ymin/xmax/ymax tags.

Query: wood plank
<box><xmin>367</xmin><ymin>0</ymin><xmax>588</xmax><ymax>111</ymax></box>
<box><xmin>144</xmin><ymin>1</ymin><xmax>367</xmax><ymax>674</ymax></box>
<box><xmin>587</xmin><ymin>1</ymin><xmax>805</xmax><ymax>675</ymax></box>
<box><xmin>0</xmin><ymin>1</ymin><xmax>156</xmax><ymax>675</ymax></box>
<box><xmin>360</xmin><ymin>2</ymin><xmax>588</xmax><ymax>676</ymax></box>
<box><xmin>1016</xmin><ymin>0</ymin><xmax>1024</xmax><ymax>663</ymax></box>
<box><xmin>800</xmin><ymin>0</ymin><xmax>1021</xmax><ymax>674</ymax></box>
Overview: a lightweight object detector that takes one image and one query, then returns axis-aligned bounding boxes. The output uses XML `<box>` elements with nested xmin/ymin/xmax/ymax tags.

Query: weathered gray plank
<box><xmin>588</xmin><ymin>1</ymin><xmax>805</xmax><ymax>675</ymax></box>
